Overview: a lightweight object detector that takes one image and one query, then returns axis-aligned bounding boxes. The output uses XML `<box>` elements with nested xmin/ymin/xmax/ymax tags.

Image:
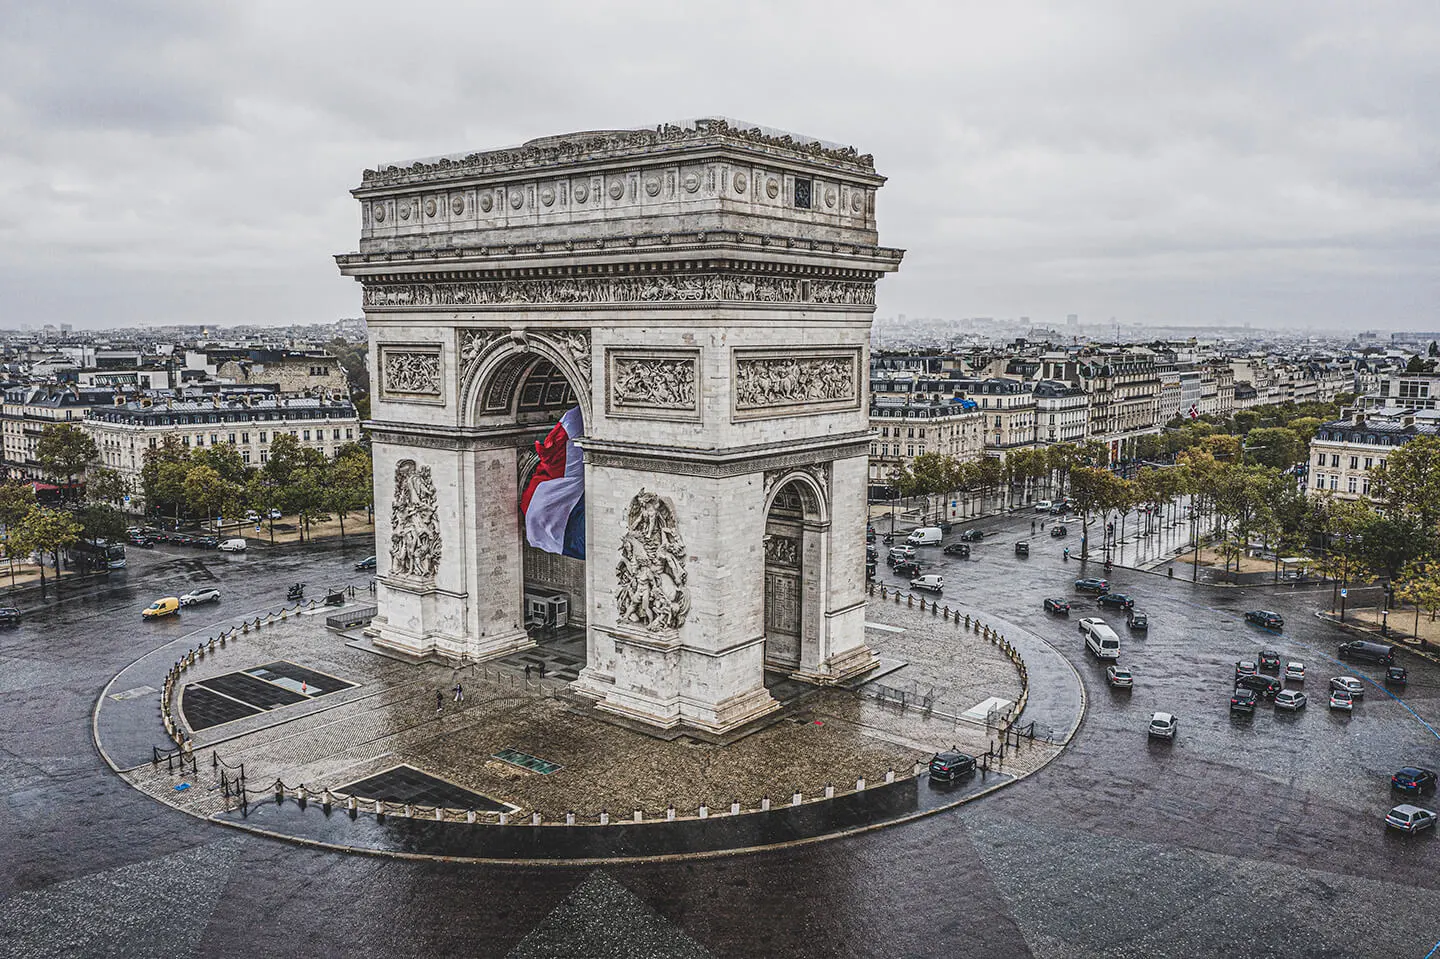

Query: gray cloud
<box><xmin>0</xmin><ymin>0</ymin><xmax>1436</xmax><ymax>330</ymax></box>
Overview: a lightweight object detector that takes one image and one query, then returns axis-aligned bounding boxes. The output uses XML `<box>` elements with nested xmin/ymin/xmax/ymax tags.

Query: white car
<box><xmin>1273</xmin><ymin>689</ymin><xmax>1307</xmax><ymax>711</ymax></box>
<box><xmin>179</xmin><ymin>587</ymin><xmax>220</xmax><ymax>606</ymax></box>
<box><xmin>909</xmin><ymin>574</ymin><xmax>944</xmax><ymax>594</ymax></box>
<box><xmin>1283</xmin><ymin>661</ymin><xmax>1305</xmax><ymax>682</ymax></box>
<box><xmin>244</xmin><ymin>510</ymin><xmax>260</xmax><ymax>521</ymax></box>
<box><xmin>1329</xmin><ymin>689</ymin><xmax>1353</xmax><ymax>711</ymax></box>
<box><xmin>1106</xmin><ymin>665</ymin><xmax>1133</xmax><ymax>688</ymax></box>
<box><xmin>1329</xmin><ymin>676</ymin><xmax>1364</xmax><ymax>699</ymax></box>
<box><xmin>1034</xmin><ymin>500</ymin><xmax>1052</xmax><ymax>512</ymax></box>
<box><xmin>1148</xmin><ymin>712</ymin><xmax>1177</xmax><ymax>739</ymax></box>
<box><xmin>268</xmin><ymin>509</ymin><xmax>283</xmax><ymax>519</ymax></box>
<box><xmin>218</xmin><ymin>538</ymin><xmax>247</xmax><ymax>552</ymax></box>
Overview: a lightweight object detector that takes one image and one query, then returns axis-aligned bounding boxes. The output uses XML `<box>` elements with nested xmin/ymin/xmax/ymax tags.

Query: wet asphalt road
<box><xmin>2</xmin><ymin>519</ymin><xmax>1439</xmax><ymax>958</ymax></box>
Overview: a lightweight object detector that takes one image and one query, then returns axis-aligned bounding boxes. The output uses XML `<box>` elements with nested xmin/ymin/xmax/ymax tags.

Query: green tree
<box><xmin>1068</xmin><ymin>466</ymin><xmax>1124</xmax><ymax>561</ymax></box>
<box><xmin>35</xmin><ymin>424</ymin><xmax>98</xmax><ymax>497</ymax></box>
<box><xmin>1397</xmin><ymin>560</ymin><xmax>1440</xmax><ymax>638</ymax></box>
<box><xmin>1244</xmin><ymin>427</ymin><xmax>1303</xmax><ymax>469</ymax></box>
<box><xmin>192</xmin><ymin>444</ymin><xmax>251</xmax><ymax>487</ymax></box>
<box><xmin>1361</xmin><ymin>514</ymin><xmax>1433</xmax><ymax>584</ymax></box>
<box><xmin>85</xmin><ymin>466</ymin><xmax>129</xmax><ymax>507</ymax></box>
<box><xmin>325</xmin><ymin>449</ymin><xmax>373</xmax><ymax>538</ymax></box>
<box><xmin>1232</xmin><ymin>410</ymin><xmax>1261</xmax><ymax>436</ymax></box>
<box><xmin>76</xmin><ymin>503</ymin><xmax>127</xmax><ymax>569</ymax></box>
<box><xmin>1286</xmin><ymin>417</ymin><xmax>1324</xmax><ymax>444</ymax></box>
<box><xmin>12</xmin><ymin>507</ymin><xmax>82</xmax><ymax>597</ymax></box>
<box><xmin>1369</xmin><ymin>435</ymin><xmax>1440</xmax><ymax>532</ymax></box>
<box><xmin>141</xmin><ymin>438</ymin><xmax>192</xmax><ymax>520</ymax></box>
<box><xmin>0</xmin><ymin>482</ymin><xmax>37</xmax><ymax>529</ymax></box>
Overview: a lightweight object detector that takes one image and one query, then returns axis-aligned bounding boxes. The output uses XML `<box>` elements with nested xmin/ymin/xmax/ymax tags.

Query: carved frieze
<box><xmin>733</xmin><ymin>349</ymin><xmax>860</xmax><ymax>419</ymax></box>
<box><xmin>459</xmin><ymin>329</ymin><xmax>506</xmax><ymax>372</ymax></box>
<box><xmin>389</xmin><ymin>459</ymin><xmax>441</xmax><ymax>580</ymax></box>
<box><xmin>615</xmin><ymin>489</ymin><xmax>690</xmax><ymax>633</ymax></box>
<box><xmin>607</xmin><ymin>349</ymin><xmax>699</xmax><ymax>420</ymax></box>
<box><xmin>763</xmin><ymin>535</ymin><xmax>800</xmax><ymax>569</ymax></box>
<box><xmin>362</xmin><ymin>274</ymin><xmax>875</xmax><ymax>309</ymax></box>
<box><xmin>381</xmin><ymin>348</ymin><xmax>443</xmax><ymax>401</ymax></box>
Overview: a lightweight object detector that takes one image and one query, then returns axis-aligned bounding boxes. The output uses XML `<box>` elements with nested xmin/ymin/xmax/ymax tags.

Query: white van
<box><xmin>1079</xmin><ymin>618</ymin><xmax>1120</xmax><ymax>659</ymax></box>
<box><xmin>906</xmin><ymin>527</ymin><xmax>943</xmax><ymax>547</ymax></box>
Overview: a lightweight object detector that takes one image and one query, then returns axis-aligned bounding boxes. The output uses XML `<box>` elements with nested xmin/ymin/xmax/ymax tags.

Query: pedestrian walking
<box><xmin>524</xmin><ymin>664</ymin><xmax>532</xmax><ymax>680</ymax></box>
<box><xmin>1031</xmin><ymin>520</ymin><xmax>1036</xmax><ymax>533</ymax></box>
<box><xmin>435</xmin><ymin>690</ymin><xmax>443</xmax><ymax>716</ymax></box>
<box><xmin>538</xmin><ymin>661</ymin><xmax>546</xmax><ymax>679</ymax></box>
<box><xmin>453</xmin><ymin>682</ymin><xmax>464</xmax><ymax>702</ymax></box>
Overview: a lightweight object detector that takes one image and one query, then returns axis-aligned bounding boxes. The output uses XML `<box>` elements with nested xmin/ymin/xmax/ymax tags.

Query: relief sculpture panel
<box><xmin>615</xmin><ymin>489</ymin><xmax>690</xmax><ymax>633</ymax></box>
<box><xmin>363</xmin><ymin>274</ymin><xmax>874</xmax><ymax>309</ymax></box>
<box><xmin>732</xmin><ymin>349</ymin><xmax>860</xmax><ymax>419</ymax></box>
<box><xmin>381</xmin><ymin>348</ymin><xmax>443</xmax><ymax>402</ymax></box>
<box><xmin>389</xmin><ymin>459</ymin><xmax>441</xmax><ymax>580</ymax></box>
<box><xmin>607</xmin><ymin>349</ymin><xmax>700</xmax><ymax>420</ymax></box>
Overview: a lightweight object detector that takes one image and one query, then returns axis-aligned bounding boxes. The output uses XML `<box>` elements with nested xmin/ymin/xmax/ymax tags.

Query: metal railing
<box><xmin>326</xmin><ymin>606</ymin><xmax>377</xmax><ymax>630</ymax></box>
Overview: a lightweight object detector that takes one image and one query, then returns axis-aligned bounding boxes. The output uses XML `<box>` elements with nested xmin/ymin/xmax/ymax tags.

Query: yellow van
<box><xmin>142</xmin><ymin>597</ymin><xmax>181</xmax><ymax>619</ymax></box>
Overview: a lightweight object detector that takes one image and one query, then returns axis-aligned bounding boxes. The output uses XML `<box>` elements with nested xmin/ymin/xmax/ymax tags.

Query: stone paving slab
<box><xmin>117</xmin><ymin>596</ymin><xmax>1047</xmax><ymax>825</ymax></box>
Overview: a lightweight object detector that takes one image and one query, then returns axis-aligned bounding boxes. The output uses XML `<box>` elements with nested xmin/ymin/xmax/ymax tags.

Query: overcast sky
<box><xmin>1</xmin><ymin>1</ymin><xmax>1436</xmax><ymax>332</ymax></box>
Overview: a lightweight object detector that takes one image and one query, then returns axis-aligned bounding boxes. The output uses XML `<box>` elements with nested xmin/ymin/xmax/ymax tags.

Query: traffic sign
<box><xmin>1340</xmin><ymin>588</ymin><xmax>1348</xmax><ymax>598</ymax></box>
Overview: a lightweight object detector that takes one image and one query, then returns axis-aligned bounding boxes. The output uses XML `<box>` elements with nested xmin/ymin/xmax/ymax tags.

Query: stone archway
<box><xmin>340</xmin><ymin>118</ymin><xmax>902</xmax><ymax>735</ymax></box>
<box><xmin>762</xmin><ymin>473</ymin><xmax>827</xmax><ymax>679</ymax></box>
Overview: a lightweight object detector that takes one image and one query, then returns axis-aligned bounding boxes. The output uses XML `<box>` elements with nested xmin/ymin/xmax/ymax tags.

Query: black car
<box><xmin>1235</xmin><ymin>674</ymin><xmax>1283</xmax><ymax>700</ymax></box>
<box><xmin>1257</xmin><ymin>650</ymin><xmax>1282</xmax><ymax>672</ymax></box>
<box><xmin>1043</xmin><ymin>598</ymin><xmax>1071</xmax><ymax>615</ymax></box>
<box><xmin>1392</xmin><ymin>767</ymin><xmax>1438</xmax><ymax>795</ymax></box>
<box><xmin>866</xmin><ymin>545</ymin><xmax>879</xmax><ymax>561</ymax></box>
<box><xmin>893</xmin><ymin>559</ymin><xmax>922</xmax><ymax>577</ymax></box>
<box><xmin>127</xmin><ymin>532</ymin><xmax>154</xmax><ymax>548</ymax></box>
<box><xmin>1014</xmin><ymin>542</ymin><xmax>1030</xmax><ymax>557</ymax></box>
<box><xmin>959</xmin><ymin>529</ymin><xmax>985</xmax><ymax>542</ymax></box>
<box><xmin>1230</xmin><ymin>688</ymin><xmax>1258</xmax><ymax>713</ymax></box>
<box><xmin>0</xmin><ymin>607</ymin><xmax>20</xmax><ymax>627</ymax></box>
<box><xmin>1338</xmin><ymin>641</ymin><xmax>1395</xmax><ymax>665</ymax></box>
<box><xmin>943</xmin><ymin>543</ymin><xmax>971</xmax><ymax>558</ymax></box>
<box><xmin>1050</xmin><ymin>524</ymin><xmax>1068</xmax><ymax>537</ymax></box>
<box><xmin>928</xmin><ymin>750</ymin><xmax>977</xmax><ymax>783</ymax></box>
<box><xmin>1244</xmin><ymin>610</ymin><xmax>1284</xmax><ymax>630</ymax></box>
<box><xmin>1074</xmin><ymin>578</ymin><xmax>1109</xmax><ymax>593</ymax></box>
<box><xmin>1126</xmin><ymin>609</ymin><xmax>1148</xmax><ymax>631</ymax></box>
<box><xmin>1386</xmin><ymin>665</ymin><xmax>1409</xmax><ymax>686</ymax></box>
<box><xmin>1097</xmin><ymin>593</ymin><xmax>1134</xmax><ymax>610</ymax></box>
<box><xmin>355</xmin><ymin>555</ymin><xmax>377</xmax><ymax>571</ymax></box>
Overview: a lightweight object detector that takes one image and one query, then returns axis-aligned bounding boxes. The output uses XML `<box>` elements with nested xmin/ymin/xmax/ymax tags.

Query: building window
<box><xmin>1330</xmin><ymin>454</ymin><xmax>1339</xmax><ymax>468</ymax></box>
<box><xmin>259</xmin><ymin>432</ymin><xmax>267</xmax><ymax>443</ymax></box>
<box><xmin>303</xmin><ymin>430</ymin><xmax>311</xmax><ymax>441</ymax></box>
<box><xmin>1363</xmin><ymin>478</ymin><xmax>1371</xmax><ymax>495</ymax></box>
<box><xmin>242</xmin><ymin>451</ymin><xmax>251</xmax><ymax>464</ymax></box>
<box><xmin>1349</xmin><ymin>456</ymin><xmax>1359</xmax><ymax>470</ymax></box>
<box><xmin>1347</xmin><ymin>476</ymin><xmax>1358</xmax><ymax>494</ymax></box>
<box><xmin>907</xmin><ymin>445</ymin><xmax>915</xmax><ymax>457</ymax></box>
<box><xmin>229</xmin><ymin>433</ymin><xmax>236</xmax><ymax>444</ymax></box>
<box><xmin>242</xmin><ymin>432</ymin><xmax>250</xmax><ymax>443</ymax></box>
<box><xmin>333</xmin><ymin>429</ymin><xmax>341</xmax><ymax>440</ymax></box>
<box><xmin>345</xmin><ymin>429</ymin><xmax>353</xmax><ymax>439</ymax></box>
<box><xmin>793</xmin><ymin>177</ymin><xmax>812</xmax><ymax>209</ymax></box>
<box><xmin>1329</xmin><ymin>475</ymin><xmax>1337</xmax><ymax>490</ymax></box>
<box><xmin>1364</xmin><ymin>457</ymin><xmax>1372</xmax><ymax>469</ymax></box>
<box><xmin>182</xmin><ymin>436</ymin><xmax>190</xmax><ymax>447</ymax></box>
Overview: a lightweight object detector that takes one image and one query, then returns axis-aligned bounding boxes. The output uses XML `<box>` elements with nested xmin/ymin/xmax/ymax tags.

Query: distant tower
<box><xmin>1066</xmin><ymin>313</ymin><xmax>1078</xmax><ymax>328</ymax></box>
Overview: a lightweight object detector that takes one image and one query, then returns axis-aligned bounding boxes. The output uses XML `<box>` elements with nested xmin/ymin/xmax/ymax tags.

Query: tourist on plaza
<box><xmin>435</xmin><ymin>690</ymin><xmax>443</xmax><ymax>716</ymax></box>
<box><xmin>453</xmin><ymin>683</ymin><xmax>464</xmax><ymax>702</ymax></box>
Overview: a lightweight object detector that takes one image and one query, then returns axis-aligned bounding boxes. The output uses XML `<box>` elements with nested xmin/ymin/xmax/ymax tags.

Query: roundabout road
<box><xmin>2</xmin><ymin>520</ymin><xmax>1438</xmax><ymax>958</ymax></box>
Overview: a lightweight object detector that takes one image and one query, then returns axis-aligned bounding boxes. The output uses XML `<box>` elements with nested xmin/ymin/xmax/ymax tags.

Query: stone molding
<box><xmin>582</xmin><ymin>436</ymin><xmax>869</xmax><ymax>478</ymax></box>
<box><xmin>379</xmin><ymin>345</ymin><xmax>444</xmax><ymax>404</ymax></box>
<box><xmin>764</xmin><ymin>462</ymin><xmax>831</xmax><ymax>510</ymax></box>
<box><xmin>606</xmin><ymin>348</ymin><xmax>700</xmax><ymax>421</ymax></box>
<box><xmin>359</xmin><ymin>119</ymin><xmax>877</xmax><ymax>189</ymax></box>
<box><xmin>732</xmin><ymin>348</ymin><xmax>861</xmax><ymax>420</ymax></box>
<box><xmin>362</xmin><ymin>273</ymin><xmax>875</xmax><ymax>311</ymax></box>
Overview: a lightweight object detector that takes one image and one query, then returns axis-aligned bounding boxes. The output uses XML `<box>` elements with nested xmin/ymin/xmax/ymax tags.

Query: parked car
<box><xmin>943</xmin><ymin>543</ymin><xmax>970</xmax><ymax>558</ymax></box>
<box><xmin>910</xmin><ymin>574</ymin><xmax>944</xmax><ymax>593</ymax></box>
<box><xmin>1386</xmin><ymin>665</ymin><xmax>1408</xmax><ymax>686</ymax></box>
<box><xmin>1074</xmin><ymin>578</ymin><xmax>1109</xmax><ymax>593</ymax></box>
<box><xmin>928</xmin><ymin>751</ymin><xmax>976</xmax><ymax>783</ymax></box>
<box><xmin>959</xmin><ymin>529</ymin><xmax>985</xmax><ymax>542</ymax></box>
<box><xmin>906</xmin><ymin>527</ymin><xmax>943</xmax><ymax>547</ymax></box>
<box><xmin>887</xmin><ymin>545</ymin><xmax>917</xmax><ymax>564</ymax></box>
<box><xmin>1392</xmin><ymin>767</ymin><xmax>1438</xmax><ymax>795</ymax></box>
<box><xmin>244</xmin><ymin>510</ymin><xmax>260</xmax><ymax>521</ymax></box>
<box><xmin>1148</xmin><ymin>712</ymin><xmax>1178</xmax><ymax>739</ymax></box>
<box><xmin>1257</xmin><ymin>650</ymin><xmax>1282</xmax><ymax>672</ymax></box>
<box><xmin>1235</xmin><ymin>674</ymin><xmax>1283</xmax><ymax>700</ymax></box>
<box><xmin>1329</xmin><ymin>688</ymin><xmax>1353</xmax><ymax>712</ymax></box>
<box><xmin>355</xmin><ymin>555</ymin><xmax>377</xmax><ymax>571</ymax></box>
<box><xmin>893</xmin><ymin>559</ymin><xmax>922</xmax><ymax>578</ymax></box>
<box><xmin>127</xmin><ymin>532</ymin><xmax>154</xmax><ymax>548</ymax></box>
<box><xmin>1050</xmin><ymin>524</ymin><xmax>1068</xmax><ymax>537</ymax></box>
<box><xmin>1329</xmin><ymin>676</ymin><xmax>1365</xmax><ymax>699</ymax></box>
<box><xmin>1014</xmin><ymin>542</ymin><xmax>1030</xmax><ymax>557</ymax></box>
<box><xmin>1106</xmin><ymin>666</ymin><xmax>1133</xmax><ymax>688</ymax></box>
<box><xmin>1043</xmin><ymin>598</ymin><xmax>1070</xmax><ymax>615</ymax></box>
<box><xmin>0</xmin><ymin>607</ymin><xmax>20</xmax><ymax>627</ymax></box>
<box><xmin>268</xmin><ymin>509</ymin><xmax>283</xmax><ymax>519</ymax></box>
<box><xmin>1230</xmin><ymin>688</ymin><xmax>1258</xmax><ymax>714</ymax></box>
<box><xmin>1244</xmin><ymin>610</ymin><xmax>1284</xmax><ymax>630</ymax></box>
<box><xmin>1385</xmin><ymin>805</ymin><xmax>1437</xmax><ymax>834</ymax></box>
<box><xmin>1097</xmin><ymin>593</ymin><xmax>1134</xmax><ymax>610</ymax></box>
<box><xmin>1284</xmin><ymin>661</ymin><xmax>1306</xmax><ymax>683</ymax></box>
<box><xmin>1273</xmin><ymin>689</ymin><xmax>1307</xmax><ymax>711</ymax></box>
<box><xmin>1234</xmin><ymin>660</ymin><xmax>1258</xmax><ymax>679</ymax></box>
<box><xmin>179</xmin><ymin>587</ymin><xmax>221</xmax><ymax>607</ymax></box>
<box><xmin>1126</xmin><ymin>609</ymin><xmax>1148</xmax><ymax>631</ymax></box>
<box><xmin>1337</xmin><ymin>641</ymin><xmax>1395</xmax><ymax>665</ymax></box>
<box><xmin>218</xmin><ymin>538</ymin><xmax>247</xmax><ymax>552</ymax></box>
<box><xmin>193</xmin><ymin>536</ymin><xmax>219</xmax><ymax>548</ymax></box>
<box><xmin>142</xmin><ymin>597</ymin><xmax>181</xmax><ymax>619</ymax></box>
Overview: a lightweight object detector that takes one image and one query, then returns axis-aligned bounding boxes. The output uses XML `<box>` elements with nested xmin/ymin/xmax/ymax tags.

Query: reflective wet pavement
<box><xmin>3</xmin><ymin>521</ymin><xmax>1439</xmax><ymax>957</ymax></box>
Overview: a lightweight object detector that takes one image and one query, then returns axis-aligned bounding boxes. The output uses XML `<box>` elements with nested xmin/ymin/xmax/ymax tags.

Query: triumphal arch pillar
<box><xmin>337</xmin><ymin>119</ymin><xmax>903</xmax><ymax>735</ymax></box>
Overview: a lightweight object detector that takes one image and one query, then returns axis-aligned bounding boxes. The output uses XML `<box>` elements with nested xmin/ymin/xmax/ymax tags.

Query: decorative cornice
<box><xmin>580</xmin><ymin>435</ymin><xmax>870</xmax><ymax>479</ymax></box>
<box><xmin>358</xmin><ymin>119</ymin><xmax>876</xmax><ymax>190</ymax></box>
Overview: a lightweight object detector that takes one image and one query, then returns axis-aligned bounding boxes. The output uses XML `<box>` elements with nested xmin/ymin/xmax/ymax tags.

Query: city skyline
<box><xmin>2</xmin><ymin>2</ymin><xmax>1437</xmax><ymax>331</ymax></box>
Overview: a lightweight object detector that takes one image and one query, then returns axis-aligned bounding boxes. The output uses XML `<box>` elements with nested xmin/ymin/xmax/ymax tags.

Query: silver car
<box><xmin>1329</xmin><ymin>676</ymin><xmax>1364</xmax><ymax>699</ymax></box>
<box><xmin>179</xmin><ymin>587</ymin><xmax>221</xmax><ymax>606</ymax></box>
<box><xmin>1329</xmin><ymin>689</ymin><xmax>1353</xmax><ymax>711</ymax></box>
<box><xmin>1273</xmin><ymin>689</ymin><xmax>1307</xmax><ymax>711</ymax></box>
<box><xmin>1148</xmin><ymin>712</ymin><xmax>1177</xmax><ymax>739</ymax></box>
<box><xmin>1283</xmin><ymin>661</ymin><xmax>1305</xmax><ymax>683</ymax></box>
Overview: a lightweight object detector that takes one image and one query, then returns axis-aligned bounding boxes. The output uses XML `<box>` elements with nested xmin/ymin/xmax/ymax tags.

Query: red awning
<box><xmin>30</xmin><ymin>482</ymin><xmax>59</xmax><ymax>491</ymax></box>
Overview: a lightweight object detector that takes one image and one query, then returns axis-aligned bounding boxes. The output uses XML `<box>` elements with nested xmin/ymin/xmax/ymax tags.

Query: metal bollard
<box><xmin>856</xmin><ymin>777</ymin><xmax>866</xmax><ymax>791</ymax></box>
<box><xmin>466</xmin><ymin>810</ymin><xmax>476</xmax><ymax>824</ymax></box>
<box><xmin>666</xmin><ymin>806</ymin><xmax>676</xmax><ymax>821</ymax></box>
<box><xmin>698</xmin><ymin>805</ymin><xmax>708</xmax><ymax>818</ymax></box>
<box><xmin>791</xmin><ymin>791</ymin><xmax>802</xmax><ymax>806</ymax></box>
<box><xmin>761</xmin><ymin>796</ymin><xmax>771</xmax><ymax>811</ymax></box>
<box><xmin>730</xmin><ymin>801</ymin><xmax>741</xmax><ymax>816</ymax></box>
<box><xmin>634</xmin><ymin>810</ymin><xmax>643</xmax><ymax>822</ymax></box>
<box><xmin>498</xmin><ymin>811</ymin><xmax>508</xmax><ymax>825</ymax></box>
<box><xmin>599</xmin><ymin>810</ymin><xmax>609</xmax><ymax>825</ymax></box>
<box><xmin>531</xmin><ymin>812</ymin><xmax>541</xmax><ymax>825</ymax></box>
<box><xmin>885</xmin><ymin>770</ymin><xmax>896</xmax><ymax>783</ymax></box>
<box><xmin>566</xmin><ymin>811</ymin><xmax>575</xmax><ymax>825</ymax></box>
<box><xmin>825</xmin><ymin>784</ymin><xmax>835</xmax><ymax>798</ymax></box>
<box><xmin>435</xmin><ymin>807</ymin><xmax>444</xmax><ymax>821</ymax></box>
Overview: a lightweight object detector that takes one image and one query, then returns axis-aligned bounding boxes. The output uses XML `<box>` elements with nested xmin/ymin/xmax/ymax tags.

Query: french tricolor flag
<box><xmin>520</xmin><ymin>406</ymin><xmax>586</xmax><ymax>559</ymax></box>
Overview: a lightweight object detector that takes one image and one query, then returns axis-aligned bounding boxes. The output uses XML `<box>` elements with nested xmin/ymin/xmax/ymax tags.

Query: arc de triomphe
<box><xmin>337</xmin><ymin>119</ymin><xmax>903</xmax><ymax>734</ymax></box>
